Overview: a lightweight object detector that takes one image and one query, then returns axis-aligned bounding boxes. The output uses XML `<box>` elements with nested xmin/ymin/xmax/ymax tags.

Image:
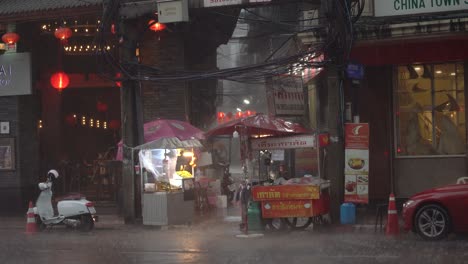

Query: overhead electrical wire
<box><xmin>94</xmin><ymin>0</ymin><xmax>364</xmax><ymax>84</ymax></box>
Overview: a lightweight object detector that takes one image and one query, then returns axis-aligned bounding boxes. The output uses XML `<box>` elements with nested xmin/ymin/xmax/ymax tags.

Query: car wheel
<box><xmin>415</xmin><ymin>204</ymin><xmax>450</xmax><ymax>240</ymax></box>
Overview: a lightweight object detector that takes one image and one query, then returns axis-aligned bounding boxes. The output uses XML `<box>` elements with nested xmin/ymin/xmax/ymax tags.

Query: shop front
<box><xmin>351</xmin><ymin>36</ymin><xmax>468</xmax><ymax>199</ymax></box>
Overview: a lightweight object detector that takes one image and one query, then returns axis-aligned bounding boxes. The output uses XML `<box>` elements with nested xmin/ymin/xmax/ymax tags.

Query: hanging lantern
<box><xmin>115</xmin><ymin>72</ymin><xmax>122</xmax><ymax>88</ymax></box>
<box><xmin>50</xmin><ymin>72</ymin><xmax>70</xmax><ymax>91</ymax></box>
<box><xmin>148</xmin><ymin>20</ymin><xmax>166</xmax><ymax>32</ymax></box>
<box><xmin>111</xmin><ymin>24</ymin><xmax>116</xmax><ymax>35</ymax></box>
<box><xmin>2</xmin><ymin>32</ymin><xmax>20</xmax><ymax>45</ymax></box>
<box><xmin>54</xmin><ymin>27</ymin><xmax>72</xmax><ymax>40</ymax></box>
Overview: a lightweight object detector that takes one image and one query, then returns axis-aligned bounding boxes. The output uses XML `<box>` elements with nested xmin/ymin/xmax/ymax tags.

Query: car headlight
<box><xmin>403</xmin><ymin>199</ymin><xmax>414</xmax><ymax>208</ymax></box>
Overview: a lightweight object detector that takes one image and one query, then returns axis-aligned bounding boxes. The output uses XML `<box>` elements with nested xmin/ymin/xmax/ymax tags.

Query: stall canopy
<box><xmin>205</xmin><ymin>114</ymin><xmax>309</xmax><ymax>137</ymax></box>
<box><xmin>116</xmin><ymin>119</ymin><xmax>205</xmax><ymax>160</ymax></box>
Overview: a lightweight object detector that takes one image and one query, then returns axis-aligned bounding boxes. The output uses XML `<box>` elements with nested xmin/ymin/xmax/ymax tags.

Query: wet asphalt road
<box><xmin>1</xmin><ymin>220</ymin><xmax>468</xmax><ymax>264</ymax></box>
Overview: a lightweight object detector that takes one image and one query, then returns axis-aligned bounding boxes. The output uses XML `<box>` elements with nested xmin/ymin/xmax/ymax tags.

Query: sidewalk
<box><xmin>0</xmin><ymin>203</ymin><xmax>404</xmax><ymax>234</ymax></box>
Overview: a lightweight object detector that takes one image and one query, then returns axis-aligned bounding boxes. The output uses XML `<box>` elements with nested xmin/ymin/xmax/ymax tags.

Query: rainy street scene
<box><xmin>2</xmin><ymin>210</ymin><xmax>468</xmax><ymax>264</ymax></box>
<box><xmin>1</xmin><ymin>0</ymin><xmax>468</xmax><ymax>263</ymax></box>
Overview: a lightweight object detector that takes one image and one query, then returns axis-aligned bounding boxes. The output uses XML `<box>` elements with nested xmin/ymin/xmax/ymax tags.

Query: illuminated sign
<box><xmin>375</xmin><ymin>0</ymin><xmax>468</xmax><ymax>17</ymax></box>
<box><xmin>0</xmin><ymin>53</ymin><xmax>32</xmax><ymax>96</ymax></box>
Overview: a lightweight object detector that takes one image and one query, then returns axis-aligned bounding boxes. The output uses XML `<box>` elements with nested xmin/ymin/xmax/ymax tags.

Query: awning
<box><xmin>0</xmin><ymin>0</ymin><xmax>103</xmax><ymax>23</ymax></box>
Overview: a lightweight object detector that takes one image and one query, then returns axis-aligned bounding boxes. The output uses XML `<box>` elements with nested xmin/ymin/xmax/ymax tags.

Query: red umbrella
<box><xmin>115</xmin><ymin>119</ymin><xmax>205</xmax><ymax>160</ymax></box>
<box><xmin>205</xmin><ymin>114</ymin><xmax>309</xmax><ymax>137</ymax></box>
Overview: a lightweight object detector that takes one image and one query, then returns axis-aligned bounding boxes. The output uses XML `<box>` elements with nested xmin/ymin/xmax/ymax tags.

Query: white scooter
<box><xmin>33</xmin><ymin>169</ymin><xmax>98</xmax><ymax>231</ymax></box>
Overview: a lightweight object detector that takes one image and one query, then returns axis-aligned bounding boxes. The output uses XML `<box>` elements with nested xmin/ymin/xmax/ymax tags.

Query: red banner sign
<box><xmin>344</xmin><ymin>123</ymin><xmax>369</xmax><ymax>204</ymax></box>
<box><xmin>345</xmin><ymin>123</ymin><xmax>369</xmax><ymax>149</ymax></box>
<box><xmin>252</xmin><ymin>185</ymin><xmax>320</xmax><ymax>201</ymax></box>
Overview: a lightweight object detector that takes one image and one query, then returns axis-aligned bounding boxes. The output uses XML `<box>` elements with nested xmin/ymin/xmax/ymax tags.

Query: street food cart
<box><xmin>249</xmin><ymin>134</ymin><xmax>330</xmax><ymax>230</ymax></box>
<box><xmin>205</xmin><ymin>114</ymin><xmax>330</xmax><ymax>231</ymax></box>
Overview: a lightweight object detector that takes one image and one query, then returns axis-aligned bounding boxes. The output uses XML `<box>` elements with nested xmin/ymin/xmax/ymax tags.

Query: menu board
<box><xmin>344</xmin><ymin>123</ymin><xmax>369</xmax><ymax>204</ymax></box>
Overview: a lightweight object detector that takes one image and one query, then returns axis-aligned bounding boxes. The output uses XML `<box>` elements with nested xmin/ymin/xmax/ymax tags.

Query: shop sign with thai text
<box><xmin>251</xmin><ymin>135</ymin><xmax>316</xmax><ymax>151</ymax></box>
<box><xmin>375</xmin><ymin>0</ymin><xmax>468</xmax><ymax>17</ymax></box>
<box><xmin>345</xmin><ymin>123</ymin><xmax>369</xmax><ymax>149</ymax></box>
<box><xmin>344</xmin><ymin>123</ymin><xmax>369</xmax><ymax>204</ymax></box>
<box><xmin>204</xmin><ymin>0</ymin><xmax>270</xmax><ymax>7</ymax></box>
<box><xmin>261</xmin><ymin>200</ymin><xmax>314</xmax><ymax>218</ymax></box>
<box><xmin>0</xmin><ymin>53</ymin><xmax>32</xmax><ymax>96</ymax></box>
<box><xmin>268</xmin><ymin>76</ymin><xmax>305</xmax><ymax>116</ymax></box>
<box><xmin>252</xmin><ymin>185</ymin><xmax>319</xmax><ymax>201</ymax></box>
<box><xmin>203</xmin><ymin>0</ymin><xmax>241</xmax><ymax>7</ymax></box>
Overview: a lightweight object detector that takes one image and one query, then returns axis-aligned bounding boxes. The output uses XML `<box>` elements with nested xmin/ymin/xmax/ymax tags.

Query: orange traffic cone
<box><xmin>25</xmin><ymin>201</ymin><xmax>37</xmax><ymax>235</ymax></box>
<box><xmin>385</xmin><ymin>193</ymin><xmax>399</xmax><ymax>236</ymax></box>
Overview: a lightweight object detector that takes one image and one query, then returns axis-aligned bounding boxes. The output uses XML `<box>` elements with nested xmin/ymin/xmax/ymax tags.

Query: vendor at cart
<box><xmin>176</xmin><ymin>150</ymin><xmax>192</xmax><ymax>173</ymax></box>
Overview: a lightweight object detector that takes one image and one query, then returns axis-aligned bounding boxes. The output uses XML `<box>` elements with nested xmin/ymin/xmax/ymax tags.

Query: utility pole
<box><xmin>101</xmin><ymin>0</ymin><xmax>148</xmax><ymax>223</ymax></box>
<box><xmin>320</xmin><ymin>0</ymin><xmax>346</xmax><ymax>223</ymax></box>
<box><xmin>119</xmin><ymin>18</ymin><xmax>144</xmax><ymax>224</ymax></box>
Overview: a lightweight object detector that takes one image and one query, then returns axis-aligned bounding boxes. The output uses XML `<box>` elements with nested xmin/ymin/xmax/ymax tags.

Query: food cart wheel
<box><xmin>284</xmin><ymin>217</ymin><xmax>313</xmax><ymax>230</ymax></box>
<box><xmin>266</xmin><ymin>218</ymin><xmax>286</xmax><ymax>231</ymax></box>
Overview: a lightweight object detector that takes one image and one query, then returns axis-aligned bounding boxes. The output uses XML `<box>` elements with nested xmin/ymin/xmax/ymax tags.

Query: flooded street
<box><xmin>2</xmin><ymin>218</ymin><xmax>468</xmax><ymax>264</ymax></box>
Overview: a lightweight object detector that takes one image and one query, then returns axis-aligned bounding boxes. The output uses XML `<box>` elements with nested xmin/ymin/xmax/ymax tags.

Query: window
<box><xmin>395</xmin><ymin>63</ymin><xmax>465</xmax><ymax>156</ymax></box>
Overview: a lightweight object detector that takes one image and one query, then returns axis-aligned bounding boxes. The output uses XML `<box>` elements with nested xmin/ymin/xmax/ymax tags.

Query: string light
<box><xmin>38</xmin><ymin>120</ymin><xmax>43</xmax><ymax>129</ymax></box>
<box><xmin>63</xmin><ymin>44</ymin><xmax>115</xmax><ymax>55</ymax></box>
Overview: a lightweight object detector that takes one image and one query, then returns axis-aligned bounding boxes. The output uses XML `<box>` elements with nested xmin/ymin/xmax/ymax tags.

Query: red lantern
<box><xmin>54</xmin><ymin>27</ymin><xmax>72</xmax><ymax>40</ymax></box>
<box><xmin>2</xmin><ymin>32</ymin><xmax>20</xmax><ymax>45</ymax></box>
<box><xmin>109</xmin><ymin>120</ymin><xmax>121</xmax><ymax>130</ymax></box>
<box><xmin>148</xmin><ymin>20</ymin><xmax>166</xmax><ymax>32</ymax></box>
<box><xmin>217</xmin><ymin>112</ymin><xmax>225</xmax><ymax>124</ymax></box>
<box><xmin>111</xmin><ymin>24</ymin><xmax>116</xmax><ymax>35</ymax></box>
<box><xmin>97</xmin><ymin>101</ymin><xmax>108</xmax><ymax>112</ymax></box>
<box><xmin>50</xmin><ymin>72</ymin><xmax>70</xmax><ymax>91</ymax></box>
<box><xmin>115</xmin><ymin>72</ymin><xmax>122</xmax><ymax>88</ymax></box>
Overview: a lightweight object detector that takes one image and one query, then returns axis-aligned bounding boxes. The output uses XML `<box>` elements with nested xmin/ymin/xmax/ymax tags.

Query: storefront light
<box><xmin>243</xmin><ymin>99</ymin><xmax>250</xmax><ymax>104</ymax></box>
<box><xmin>182</xmin><ymin>151</ymin><xmax>194</xmax><ymax>157</ymax></box>
<box><xmin>451</xmin><ymin>72</ymin><xmax>456</xmax><ymax>76</ymax></box>
<box><xmin>436</xmin><ymin>70</ymin><xmax>442</xmax><ymax>74</ymax></box>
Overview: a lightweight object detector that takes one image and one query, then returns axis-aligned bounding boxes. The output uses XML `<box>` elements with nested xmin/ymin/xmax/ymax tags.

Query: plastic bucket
<box><xmin>340</xmin><ymin>203</ymin><xmax>356</xmax><ymax>224</ymax></box>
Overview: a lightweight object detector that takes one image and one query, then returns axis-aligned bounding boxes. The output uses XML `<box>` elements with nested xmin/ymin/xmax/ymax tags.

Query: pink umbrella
<box><xmin>205</xmin><ymin>114</ymin><xmax>309</xmax><ymax>137</ymax></box>
<box><xmin>115</xmin><ymin>119</ymin><xmax>205</xmax><ymax>160</ymax></box>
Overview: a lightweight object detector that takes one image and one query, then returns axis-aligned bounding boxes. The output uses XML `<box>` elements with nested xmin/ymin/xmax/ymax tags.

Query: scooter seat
<box><xmin>54</xmin><ymin>192</ymin><xmax>84</xmax><ymax>202</ymax></box>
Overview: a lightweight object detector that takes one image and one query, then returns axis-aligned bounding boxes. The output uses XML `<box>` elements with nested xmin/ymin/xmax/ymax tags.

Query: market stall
<box><xmin>116</xmin><ymin>119</ymin><xmax>205</xmax><ymax>226</ymax></box>
<box><xmin>138</xmin><ymin>138</ymin><xmax>201</xmax><ymax>226</ymax></box>
<box><xmin>249</xmin><ymin>134</ymin><xmax>330</xmax><ymax>230</ymax></box>
<box><xmin>205</xmin><ymin>114</ymin><xmax>329</xmax><ymax>231</ymax></box>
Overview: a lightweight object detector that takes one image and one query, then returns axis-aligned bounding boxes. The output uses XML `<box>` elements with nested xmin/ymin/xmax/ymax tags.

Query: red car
<box><xmin>402</xmin><ymin>181</ymin><xmax>468</xmax><ymax>240</ymax></box>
